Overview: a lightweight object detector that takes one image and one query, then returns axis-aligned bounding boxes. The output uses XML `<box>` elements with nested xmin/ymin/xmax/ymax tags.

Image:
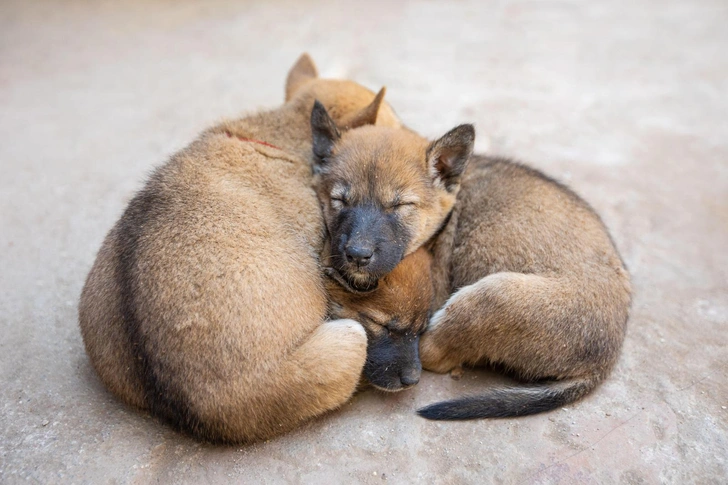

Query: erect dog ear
<box><xmin>426</xmin><ymin>124</ymin><xmax>475</xmax><ymax>191</ymax></box>
<box><xmin>285</xmin><ymin>53</ymin><xmax>318</xmax><ymax>101</ymax></box>
<box><xmin>339</xmin><ymin>87</ymin><xmax>386</xmax><ymax>129</ymax></box>
<box><xmin>311</xmin><ymin>100</ymin><xmax>341</xmax><ymax>171</ymax></box>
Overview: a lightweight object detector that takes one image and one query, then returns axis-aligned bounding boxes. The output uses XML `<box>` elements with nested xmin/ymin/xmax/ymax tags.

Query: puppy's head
<box><xmin>312</xmin><ymin>102</ymin><xmax>474</xmax><ymax>292</ymax></box>
<box><xmin>325</xmin><ymin>248</ymin><xmax>434</xmax><ymax>391</ymax></box>
<box><xmin>285</xmin><ymin>53</ymin><xmax>401</xmax><ymax>129</ymax></box>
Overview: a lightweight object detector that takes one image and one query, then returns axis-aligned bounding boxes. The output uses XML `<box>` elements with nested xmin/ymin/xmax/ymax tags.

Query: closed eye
<box><xmin>387</xmin><ymin>201</ymin><xmax>418</xmax><ymax>211</ymax></box>
<box><xmin>360</xmin><ymin>312</ymin><xmax>391</xmax><ymax>329</ymax></box>
<box><xmin>331</xmin><ymin>196</ymin><xmax>348</xmax><ymax>208</ymax></box>
<box><xmin>330</xmin><ymin>185</ymin><xmax>350</xmax><ymax>208</ymax></box>
<box><xmin>390</xmin><ymin>193</ymin><xmax>420</xmax><ymax>209</ymax></box>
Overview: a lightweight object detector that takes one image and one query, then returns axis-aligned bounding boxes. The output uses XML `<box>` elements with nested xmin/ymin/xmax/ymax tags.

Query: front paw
<box><xmin>426</xmin><ymin>305</ymin><xmax>448</xmax><ymax>333</ymax></box>
<box><xmin>419</xmin><ymin>332</ymin><xmax>459</xmax><ymax>374</ymax></box>
<box><xmin>449</xmin><ymin>365</ymin><xmax>464</xmax><ymax>380</ymax></box>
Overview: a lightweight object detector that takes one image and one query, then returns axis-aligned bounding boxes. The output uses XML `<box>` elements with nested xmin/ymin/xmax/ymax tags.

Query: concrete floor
<box><xmin>1</xmin><ymin>0</ymin><xmax>726</xmax><ymax>483</ymax></box>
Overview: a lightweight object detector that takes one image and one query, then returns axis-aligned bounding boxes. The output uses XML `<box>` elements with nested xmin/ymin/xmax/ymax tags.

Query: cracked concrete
<box><xmin>1</xmin><ymin>0</ymin><xmax>726</xmax><ymax>483</ymax></box>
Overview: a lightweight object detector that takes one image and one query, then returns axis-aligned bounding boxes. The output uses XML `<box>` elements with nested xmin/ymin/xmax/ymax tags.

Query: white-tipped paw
<box><xmin>427</xmin><ymin>306</ymin><xmax>448</xmax><ymax>332</ymax></box>
<box><xmin>325</xmin><ymin>318</ymin><xmax>367</xmax><ymax>339</ymax></box>
<box><xmin>427</xmin><ymin>280</ymin><xmax>484</xmax><ymax>332</ymax></box>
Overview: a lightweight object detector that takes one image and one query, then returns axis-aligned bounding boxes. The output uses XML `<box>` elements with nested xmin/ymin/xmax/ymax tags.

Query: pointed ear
<box><xmin>427</xmin><ymin>124</ymin><xmax>475</xmax><ymax>191</ymax></box>
<box><xmin>311</xmin><ymin>100</ymin><xmax>341</xmax><ymax>171</ymax></box>
<box><xmin>285</xmin><ymin>53</ymin><xmax>318</xmax><ymax>101</ymax></box>
<box><xmin>339</xmin><ymin>87</ymin><xmax>386</xmax><ymax>129</ymax></box>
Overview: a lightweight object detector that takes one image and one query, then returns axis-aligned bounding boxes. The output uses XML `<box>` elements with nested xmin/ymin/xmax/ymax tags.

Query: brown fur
<box><xmin>418</xmin><ymin>156</ymin><xmax>632</xmax><ymax>420</ymax></box>
<box><xmin>324</xmin><ymin>247</ymin><xmax>434</xmax><ymax>391</ymax></box>
<box><xmin>78</xmin><ymin>54</ymin><xmax>403</xmax><ymax>443</ymax></box>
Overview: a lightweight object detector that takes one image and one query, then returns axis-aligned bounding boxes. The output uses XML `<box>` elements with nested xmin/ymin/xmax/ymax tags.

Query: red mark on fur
<box><xmin>225</xmin><ymin>131</ymin><xmax>280</xmax><ymax>150</ymax></box>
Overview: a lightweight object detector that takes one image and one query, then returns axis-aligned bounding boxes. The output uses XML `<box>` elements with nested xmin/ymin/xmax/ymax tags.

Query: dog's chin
<box><xmin>325</xmin><ymin>266</ymin><xmax>379</xmax><ymax>294</ymax></box>
<box><xmin>346</xmin><ymin>271</ymin><xmax>380</xmax><ymax>293</ymax></box>
<box><xmin>368</xmin><ymin>381</ymin><xmax>414</xmax><ymax>393</ymax></box>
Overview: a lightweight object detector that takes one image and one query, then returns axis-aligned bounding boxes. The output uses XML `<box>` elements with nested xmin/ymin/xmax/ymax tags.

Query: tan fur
<box><xmin>78</xmin><ymin>54</ymin><xmax>402</xmax><ymax>443</ymax></box>
<box><xmin>418</xmin><ymin>156</ymin><xmax>632</xmax><ymax>419</ymax></box>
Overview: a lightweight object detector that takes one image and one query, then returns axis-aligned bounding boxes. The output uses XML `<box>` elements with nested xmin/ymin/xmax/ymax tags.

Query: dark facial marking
<box><xmin>363</xmin><ymin>324</ymin><xmax>422</xmax><ymax>391</ymax></box>
<box><xmin>328</xmin><ymin>202</ymin><xmax>410</xmax><ymax>285</ymax></box>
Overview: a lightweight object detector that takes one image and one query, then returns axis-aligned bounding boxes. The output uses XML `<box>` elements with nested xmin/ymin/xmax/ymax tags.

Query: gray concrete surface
<box><xmin>1</xmin><ymin>0</ymin><xmax>726</xmax><ymax>483</ymax></box>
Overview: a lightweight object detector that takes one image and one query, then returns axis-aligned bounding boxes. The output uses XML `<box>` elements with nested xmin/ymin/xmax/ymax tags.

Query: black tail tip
<box><xmin>417</xmin><ymin>384</ymin><xmax>586</xmax><ymax>421</ymax></box>
<box><xmin>416</xmin><ymin>405</ymin><xmax>439</xmax><ymax>420</ymax></box>
<box><xmin>417</xmin><ymin>402</ymin><xmax>466</xmax><ymax>421</ymax></box>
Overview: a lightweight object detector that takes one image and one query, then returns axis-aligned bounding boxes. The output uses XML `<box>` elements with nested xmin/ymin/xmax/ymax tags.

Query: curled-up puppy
<box><xmin>324</xmin><ymin>247</ymin><xmax>434</xmax><ymax>392</ymax></box>
<box><xmin>78</xmin><ymin>54</ymin><xmax>402</xmax><ymax>444</ymax></box>
<box><xmin>418</xmin><ymin>156</ymin><xmax>632</xmax><ymax>420</ymax></box>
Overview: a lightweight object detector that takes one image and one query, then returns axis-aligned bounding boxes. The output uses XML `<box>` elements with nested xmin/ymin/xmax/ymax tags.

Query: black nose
<box><xmin>345</xmin><ymin>244</ymin><xmax>374</xmax><ymax>266</ymax></box>
<box><xmin>400</xmin><ymin>369</ymin><xmax>420</xmax><ymax>387</ymax></box>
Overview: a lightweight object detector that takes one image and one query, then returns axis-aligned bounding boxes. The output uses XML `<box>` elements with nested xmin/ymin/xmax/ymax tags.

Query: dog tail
<box><xmin>417</xmin><ymin>375</ymin><xmax>600</xmax><ymax>420</ymax></box>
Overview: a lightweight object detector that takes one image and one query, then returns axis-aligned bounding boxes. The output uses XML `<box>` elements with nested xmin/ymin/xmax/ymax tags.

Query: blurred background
<box><xmin>1</xmin><ymin>1</ymin><xmax>726</xmax><ymax>483</ymax></box>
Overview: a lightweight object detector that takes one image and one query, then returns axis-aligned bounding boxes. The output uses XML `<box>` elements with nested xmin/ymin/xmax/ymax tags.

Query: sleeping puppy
<box><xmin>324</xmin><ymin>247</ymin><xmax>434</xmax><ymax>392</ymax></box>
<box><xmin>419</xmin><ymin>155</ymin><xmax>632</xmax><ymax>420</ymax></box>
<box><xmin>78</xmin><ymin>54</ymin><xmax>403</xmax><ymax>444</ymax></box>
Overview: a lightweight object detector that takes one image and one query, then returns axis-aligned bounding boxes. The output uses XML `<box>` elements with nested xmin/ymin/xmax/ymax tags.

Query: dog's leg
<box><xmin>206</xmin><ymin>318</ymin><xmax>368</xmax><ymax>443</ymax></box>
<box><xmin>418</xmin><ymin>272</ymin><xmax>630</xmax><ymax>420</ymax></box>
<box><xmin>420</xmin><ymin>272</ymin><xmax>624</xmax><ymax>380</ymax></box>
<box><xmin>420</xmin><ymin>272</ymin><xmax>564</xmax><ymax>375</ymax></box>
<box><xmin>282</xmin><ymin>318</ymin><xmax>369</xmax><ymax>413</ymax></box>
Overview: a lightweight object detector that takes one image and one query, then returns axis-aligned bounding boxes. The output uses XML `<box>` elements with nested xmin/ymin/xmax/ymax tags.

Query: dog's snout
<box><xmin>345</xmin><ymin>243</ymin><xmax>374</xmax><ymax>266</ymax></box>
<box><xmin>399</xmin><ymin>368</ymin><xmax>421</xmax><ymax>387</ymax></box>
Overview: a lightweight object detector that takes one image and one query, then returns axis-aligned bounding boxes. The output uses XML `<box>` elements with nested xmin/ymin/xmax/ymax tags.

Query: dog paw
<box><xmin>419</xmin><ymin>332</ymin><xmax>458</xmax><ymax>374</ymax></box>
<box><xmin>449</xmin><ymin>366</ymin><xmax>464</xmax><ymax>380</ymax></box>
<box><xmin>324</xmin><ymin>318</ymin><xmax>367</xmax><ymax>340</ymax></box>
<box><xmin>427</xmin><ymin>305</ymin><xmax>448</xmax><ymax>332</ymax></box>
<box><xmin>428</xmin><ymin>279</ymin><xmax>485</xmax><ymax>333</ymax></box>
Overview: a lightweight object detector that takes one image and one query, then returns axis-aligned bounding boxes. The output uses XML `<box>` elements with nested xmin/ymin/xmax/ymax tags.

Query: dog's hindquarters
<box><xmin>79</xmin><ymin>225</ymin><xmax>147</xmax><ymax>409</ymax></box>
<box><xmin>81</xmin><ymin>201</ymin><xmax>369</xmax><ymax>443</ymax></box>
<box><xmin>84</xmin><ymin>228</ymin><xmax>368</xmax><ymax>443</ymax></box>
<box><xmin>170</xmin><ymin>318</ymin><xmax>367</xmax><ymax>443</ymax></box>
<box><xmin>80</xmin><ymin>137</ymin><xmax>370</xmax><ymax>443</ymax></box>
<box><xmin>419</xmin><ymin>271</ymin><xmax>629</xmax><ymax>419</ymax></box>
<box><xmin>254</xmin><ymin>319</ymin><xmax>368</xmax><ymax>435</ymax></box>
